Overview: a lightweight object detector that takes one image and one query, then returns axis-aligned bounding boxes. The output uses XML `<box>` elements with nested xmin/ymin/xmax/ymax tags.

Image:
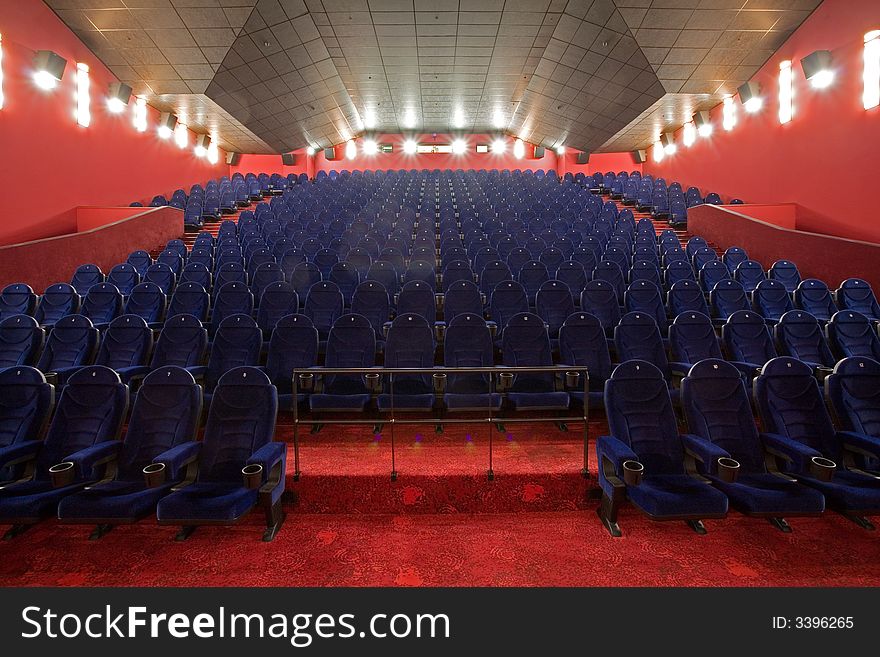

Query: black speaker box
<box><xmin>324</xmin><ymin>147</ymin><xmax>336</xmax><ymax>160</ymax></box>
<box><xmin>534</xmin><ymin>146</ymin><xmax>545</xmax><ymax>158</ymax></box>
<box><xmin>281</xmin><ymin>153</ymin><xmax>295</xmax><ymax>165</ymax></box>
<box><xmin>631</xmin><ymin>149</ymin><xmax>647</xmax><ymax>164</ymax></box>
<box><xmin>576</xmin><ymin>152</ymin><xmax>589</xmax><ymax>164</ymax></box>
<box><xmin>225</xmin><ymin>152</ymin><xmax>240</xmax><ymax>166</ymax></box>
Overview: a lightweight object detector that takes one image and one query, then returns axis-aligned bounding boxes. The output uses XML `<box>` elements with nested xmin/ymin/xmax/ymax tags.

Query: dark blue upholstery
<box><xmin>775</xmin><ymin>310</ymin><xmax>835</xmax><ymax>368</ymax></box>
<box><xmin>826</xmin><ymin>357</ymin><xmax>880</xmax><ymax>452</ymax></box>
<box><xmin>143</xmin><ymin>263</ymin><xmax>176</xmax><ymax>296</ymax></box>
<box><xmin>35</xmin><ymin>283</ymin><xmax>79</xmax><ymax>328</ymax></box>
<box><xmin>734</xmin><ymin>260</ymin><xmax>766</xmax><ymax>294</ymax></box>
<box><xmin>94</xmin><ymin>315</ymin><xmax>153</xmax><ymax>383</ymax></box>
<box><xmin>378</xmin><ymin>314</ymin><xmax>435</xmax><ymax>411</ymax></box>
<box><xmin>443</xmin><ymin>313</ymin><xmax>501</xmax><ymax>411</ymax></box>
<box><xmin>667</xmin><ymin>280</ymin><xmax>709</xmax><ymax>317</ymax></box>
<box><xmin>0</xmin><ymin>367</ymin><xmax>54</xmax><ymax>483</ymax></box>
<box><xmin>710</xmin><ymin>279</ymin><xmax>749</xmax><ymax>322</ymax></box>
<box><xmin>559</xmin><ymin>312</ymin><xmax>612</xmax><ymax>408</ymax></box>
<box><xmin>699</xmin><ymin>260</ymin><xmax>731</xmax><ymax>293</ymax></box>
<box><xmin>827</xmin><ymin>311</ymin><xmax>880</xmax><ymax>359</ymax></box>
<box><xmin>81</xmin><ymin>283</ymin><xmax>123</xmax><ymax>329</ymax></box>
<box><xmin>753</xmin><ymin>279</ymin><xmax>793</xmax><ymax>323</ymax></box>
<box><xmin>795</xmin><ymin>279</ymin><xmax>836</xmax><ymax>322</ymax></box>
<box><xmin>0</xmin><ymin>366</ymin><xmax>127</xmax><ymax>526</ymax></box>
<box><xmin>211</xmin><ymin>282</ymin><xmax>254</xmax><ymax>335</ymax></box>
<box><xmin>179</xmin><ymin>262</ymin><xmax>212</xmax><ymax>291</ymax></box>
<box><xmin>329</xmin><ymin>261</ymin><xmax>360</xmax><ymax>305</ymax></box>
<box><xmin>769</xmin><ymin>260</ymin><xmax>801</xmax><ymax>293</ymax></box>
<box><xmin>681</xmin><ymin>359</ymin><xmax>824</xmax><ymax>519</ymax></box>
<box><xmin>614</xmin><ymin>312</ymin><xmax>674</xmax><ymax>386</ymax></box>
<box><xmin>304</xmin><ymin>281</ymin><xmax>344</xmax><ymax>339</ymax></box>
<box><xmin>310</xmin><ymin>314</ymin><xmax>375</xmax><ymax>412</ymax></box>
<box><xmin>721</xmin><ymin>310</ymin><xmax>777</xmax><ymax>371</ymax></box>
<box><xmin>518</xmin><ymin>261</ymin><xmax>550</xmax><ymax>305</ymax></box>
<box><xmin>501</xmin><ymin>313</ymin><xmax>569</xmax><ymax>410</ymax></box>
<box><xmin>168</xmin><ymin>282</ymin><xmax>210</xmax><ymax>323</ymax></box>
<box><xmin>668</xmin><ymin>311</ymin><xmax>723</xmax><ymax>374</ymax></box>
<box><xmin>256</xmin><ymin>282</ymin><xmax>298</xmax><ymax>334</ymax></box>
<box><xmin>580</xmin><ymin>280</ymin><xmax>620</xmax><ymax>334</ymax></box>
<box><xmin>597</xmin><ymin>360</ymin><xmax>728</xmax><ymax>533</ymax></box>
<box><xmin>490</xmin><ymin>280</ymin><xmax>528</xmax><ymax>336</ymax></box>
<box><xmin>755</xmin><ymin>357</ymin><xmax>880</xmax><ymax>517</ymax></box>
<box><xmin>351</xmin><ymin>280</ymin><xmax>390</xmax><ymax>339</ymax></box>
<box><xmin>625</xmin><ymin>280</ymin><xmax>668</xmax><ymax>333</ymax></box>
<box><xmin>57</xmin><ymin>367</ymin><xmax>202</xmax><ymax>525</ymax></box>
<box><xmin>124</xmin><ymin>282</ymin><xmax>166</xmax><ymax>327</ymax></box>
<box><xmin>536</xmin><ymin>280</ymin><xmax>574</xmax><ymax>339</ymax></box>
<box><xmin>126</xmin><ymin>251</ymin><xmax>152</xmax><ymax>277</ymax></box>
<box><xmin>156</xmin><ymin>367</ymin><xmax>285</xmax><ymax>539</ymax></box>
<box><xmin>106</xmin><ymin>264</ymin><xmax>140</xmax><ymax>296</ymax></box>
<box><xmin>0</xmin><ymin>315</ymin><xmax>44</xmax><ymax>368</ymax></box>
<box><xmin>151</xmin><ymin>314</ymin><xmax>207</xmax><ymax>369</ymax></box>
<box><xmin>396</xmin><ymin>280</ymin><xmax>435</xmax><ymax>323</ymax></box>
<box><xmin>203</xmin><ymin>314</ymin><xmax>262</xmax><ymax>396</ymax></box>
<box><xmin>70</xmin><ymin>264</ymin><xmax>104</xmax><ymax>296</ymax></box>
<box><xmin>592</xmin><ymin>260</ymin><xmax>625</xmax><ymax>302</ymax></box>
<box><xmin>263</xmin><ymin>314</ymin><xmax>318</xmax><ymax>409</ymax></box>
<box><xmin>0</xmin><ymin>284</ymin><xmax>37</xmax><ymax>320</ymax></box>
<box><xmin>36</xmin><ymin>314</ymin><xmax>98</xmax><ymax>381</ymax></box>
<box><xmin>836</xmin><ymin>279</ymin><xmax>880</xmax><ymax>321</ymax></box>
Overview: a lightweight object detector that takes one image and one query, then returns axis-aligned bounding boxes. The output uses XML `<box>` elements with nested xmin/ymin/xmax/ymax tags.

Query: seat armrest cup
<box><xmin>242</xmin><ymin>463</ymin><xmax>263</xmax><ymax>489</ymax></box>
<box><xmin>49</xmin><ymin>462</ymin><xmax>75</xmax><ymax>488</ymax></box>
<box><xmin>717</xmin><ymin>457</ymin><xmax>740</xmax><ymax>483</ymax></box>
<box><xmin>622</xmin><ymin>460</ymin><xmax>643</xmax><ymax>486</ymax></box>
<box><xmin>143</xmin><ymin>462</ymin><xmax>167</xmax><ymax>488</ymax></box>
<box><xmin>809</xmin><ymin>456</ymin><xmax>835</xmax><ymax>481</ymax></box>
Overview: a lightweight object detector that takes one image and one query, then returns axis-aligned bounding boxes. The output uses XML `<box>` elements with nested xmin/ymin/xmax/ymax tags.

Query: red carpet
<box><xmin>2</xmin><ymin>420</ymin><xmax>880</xmax><ymax>587</ymax></box>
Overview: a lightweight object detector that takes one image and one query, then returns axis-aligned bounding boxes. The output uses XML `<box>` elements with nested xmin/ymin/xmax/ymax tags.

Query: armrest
<box><xmin>63</xmin><ymin>441</ymin><xmax>121</xmax><ymax>479</ymax></box>
<box><xmin>760</xmin><ymin>432</ymin><xmax>822</xmax><ymax>472</ymax></box>
<box><xmin>152</xmin><ymin>441</ymin><xmax>201</xmax><ymax>480</ymax></box>
<box><xmin>669</xmin><ymin>362</ymin><xmax>693</xmax><ymax>378</ymax></box>
<box><xmin>596</xmin><ymin>435</ymin><xmax>641</xmax><ymax>486</ymax></box>
<box><xmin>0</xmin><ymin>441</ymin><xmax>43</xmax><ymax>469</ymax></box>
<box><xmin>837</xmin><ymin>431</ymin><xmax>880</xmax><ymax>461</ymax></box>
<box><xmin>115</xmin><ymin>366</ymin><xmax>152</xmax><ymax>384</ymax></box>
<box><xmin>247</xmin><ymin>442</ymin><xmax>286</xmax><ymax>493</ymax></box>
<box><xmin>185</xmin><ymin>366</ymin><xmax>207</xmax><ymax>380</ymax></box>
<box><xmin>681</xmin><ymin>434</ymin><xmax>732</xmax><ymax>478</ymax></box>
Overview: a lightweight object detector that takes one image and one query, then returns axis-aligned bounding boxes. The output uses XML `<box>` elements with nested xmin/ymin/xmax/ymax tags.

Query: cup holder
<box><xmin>49</xmin><ymin>462</ymin><xmax>75</xmax><ymax>488</ymax></box>
<box><xmin>143</xmin><ymin>462</ymin><xmax>167</xmax><ymax>488</ymax></box>
<box><xmin>717</xmin><ymin>457</ymin><xmax>741</xmax><ymax>483</ymax></box>
<box><xmin>242</xmin><ymin>463</ymin><xmax>263</xmax><ymax>489</ymax></box>
<box><xmin>298</xmin><ymin>372</ymin><xmax>314</xmax><ymax>392</ymax></box>
<box><xmin>809</xmin><ymin>456</ymin><xmax>836</xmax><ymax>482</ymax></box>
<box><xmin>365</xmin><ymin>372</ymin><xmax>382</xmax><ymax>393</ymax></box>
<box><xmin>432</xmin><ymin>372</ymin><xmax>447</xmax><ymax>394</ymax></box>
<box><xmin>622</xmin><ymin>460</ymin><xmax>644</xmax><ymax>486</ymax></box>
<box><xmin>497</xmin><ymin>371</ymin><xmax>514</xmax><ymax>392</ymax></box>
<box><xmin>565</xmin><ymin>371</ymin><xmax>580</xmax><ymax>389</ymax></box>
<box><xmin>434</xmin><ymin>324</ymin><xmax>446</xmax><ymax>342</ymax></box>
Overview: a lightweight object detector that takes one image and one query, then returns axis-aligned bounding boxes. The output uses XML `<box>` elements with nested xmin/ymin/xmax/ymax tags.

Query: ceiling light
<box><xmin>403</xmin><ymin>109</ymin><xmax>416</xmax><ymax>128</ymax></box>
<box><xmin>738</xmin><ymin>81</ymin><xmax>762</xmax><ymax>113</ymax></box>
<box><xmin>864</xmin><ymin>30</ymin><xmax>880</xmax><ymax>110</ymax></box>
<box><xmin>493</xmin><ymin>109</ymin><xmax>505</xmax><ymax>128</ymax></box>
<box><xmin>403</xmin><ymin>139</ymin><xmax>417</xmax><ymax>154</ymax></box>
<box><xmin>158</xmin><ymin>112</ymin><xmax>177</xmax><ymax>139</ymax></box>
<box><xmin>556</xmin><ymin>145</ymin><xmax>565</xmax><ymax>155</ymax></box>
<box><xmin>306</xmin><ymin>146</ymin><xmax>315</xmax><ymax>156</ymax></box>
<box><xmin>107</xmin><ymin>81</ymin><xmax>131</xmax><ymax>113</ymax></box>
<box><xmin>491</xmin><ymin>138</ymin><xmax>506</xmax><ymax>154</ymax></box>
<box><xmin>133</xmin><ymin>96</ymin><xmax>147</xmax><ymax>132</ymax></box>
<box><xmin>175</xmin><ymin>122</ymin><xmax>188</xmax><ymax>148</ymax></box>
<box><xmin>801</xmin><ymin>50</ymin><xmax>834</xmax><ymax>89</ymax></box>
<box><xmin>652</xmin><ymin>141</ymin><xmax>664</xmax><ymax>163</ymax></box>
<box><xmin>779</xmin><ymin>60</ymin><xmax>793</xmax><ymax>124</ymax></box>
<box><xmin>451</xmin><ymin>139</ymin><xmax>466</xmax><ymax>154</ymax></box>
<box><xmin>661</xmin><ymin>132</ymin><xmax>676</xmax><ymax>155</ymax></box>
<box><xmin>513</xmin><ymin>138</ymin><xmax>525</xmax><ymax>159</ymax></box>
<box><xmin>207</xmin><ymin>140</ymin><xmax>219</xmax><ymax>164</ymax></box>
<box><xmin>452</xmin><ymin>107</ymin><xmax>465</xmax><ymax>128</ymax></box>
<box><xmin>75</xmin><ymin>63</ymin><xmax>90</xmax><ymax>127</ymax></box>
<box><xmin>722</xmin><ymin>96</ymin><xmax>736</xmax><ymax>131</ymax></box>
<box><xmin>33</xmin><ymin>50</ymin><xmax>66</xmax><ymax>90</ymax></box>
<box><xmin>363</xmin><ymin>108</ymin><xmax>376</xmax><ymax>129</ymax></box>
<box><xmin>694</xmin><ymin>110</ymin><xmax>712</xmax><ymax>137</ymax></box>
<box><xmin>345</xmin><ymin>139</ymin><xmax>357</xmax><ymax>159</ymax></box>
<box><xmin>363</xmin><ymin>139</ymin><xmax>378</xmax><ymax>154</ymax></box>
<box><xmin>682</xmin><ymin>121</ymin><xmax>696</xmax><ymax>147</ymax></box>
<box><xmin>195</xmin><ymin>134</ymin><xmax>210</xmax><ymax>157</ymax></box>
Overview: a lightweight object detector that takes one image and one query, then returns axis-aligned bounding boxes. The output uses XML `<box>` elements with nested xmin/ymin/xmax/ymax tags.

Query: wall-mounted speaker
<box><xmin>281</xmin><ymin>153</ymin><xmax>295</xmax><ymax>166</ymax></box>
<box><xmin>576</xmin><ymin>152</ymin><xmax>590</xmax><ymax>165</ymax></box>
<box><xmin>324</xmin><ymin>147</ymin><xmax>336</xmax><ymax>160</ymax></box>
<box><xmin>631</xmin><ymin>149</ymin><xmax>647</xmax><ymax>164</ymax></box>
<box><xmin>533</xmin><ymin>146</ymin><xmax>545</xmax><ymax>158</ymax></box>
<box><xmin>226</xmin><ymin>152</ymin><xmax>240</xmax><ymax>166</ymax></box>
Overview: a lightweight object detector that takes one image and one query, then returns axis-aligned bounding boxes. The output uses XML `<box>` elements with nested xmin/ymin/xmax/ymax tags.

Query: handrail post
<box><xmin>488</xmin><ymin>370</ymin><xmax>494</xmax><ymax>481</ymax></box>
<box><xmin>292</xmin><ymin>369</ymin><xmax>301</xmax><ymax>481</ymax></box>
<box><xmin>582</xmin><ymin>366</ymin><xmax>590</xmax><ymax>479</ymax></box>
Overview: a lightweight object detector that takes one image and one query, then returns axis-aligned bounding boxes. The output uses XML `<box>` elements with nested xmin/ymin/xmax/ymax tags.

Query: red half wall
<box><xmin>0</xmin><ymin>2</ymin><xmax>228</xmax><ymax>246</ymax></box>
<box><xmin>643</xmin><ymin>0</ymin><xmax>880</xmax><ymax>244</ymax></box>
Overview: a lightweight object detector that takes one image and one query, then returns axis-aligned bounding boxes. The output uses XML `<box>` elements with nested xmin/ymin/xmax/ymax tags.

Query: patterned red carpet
<box><xmin>2</xmin><ymin>421</ymin><xmax>879</xmax><ymax>587</ymax></box>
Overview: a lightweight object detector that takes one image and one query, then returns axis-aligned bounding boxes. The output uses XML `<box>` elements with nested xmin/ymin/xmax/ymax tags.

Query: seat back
<box><xmin>35</xmin><ymin>283</ymin><xmax>79</xmax><ymax>326</ymax></box>
<box><xmin>37</xmin><ymin>314</ymin><xmax>98</xmax><ymax>372</ymax></box>
<box><xmin>754</xmin><ymin>357</ymin><xmax>839</xmax><ymax>459</ymax></box>
<box><xmin>0</xmin><ymin>367</ymin><xmax>54</xmax><ymax>467</ymax></box>
<box><xmin>384</xmin><ymin>313</ymin><xmax>435</xmax><ymax>394</ymax></box>
<box><xmin>490</xmin><ymin>280</ymin><xmax>528</xmax><ymax>332</ymax></box>
<box><xmin>501</xmin><ymin>312</ymin><xmax>555</xmax><ymax>392</ymax></box>
<box><xmin>556</xmin><ymin>261</ymin><xmax>587</xmax><ymax>300</ymax></box>
<box><xmin>124</xmin><ymin>282</ymin><xmax>166</xmax><ymax>325</ymax></box>
<box><xmin>205</xmin><ymin>314</ymin><xmax>262</xmax><ymax>390</ymax></box>
<box><xmin>443</xmin><ymin>280</ymin><xmax>483</xmax><ymax>323</ymax></box>
<box><xmin>257</xmin><ymin>282</ymin><xmax>299</xmax><ymax>333</ymax></box>
<box><xmin>775</xmin><ymin>310</ymin><xmax>835</xmax><ymax>367</ymax></box>
<box><xmin>118</xmin><ymin>367</ymin><xmax>201</xmax><ymax>479</ymax></box>
<box><xmin>323</xmin><ymin>314</ymin><xmax>376</xmax><ymax>393</ymax></box>
<box><xmin>699</xmin><ymin>260</ymin><xmax>731</xmax><ymax>293</ymax></box>
<box><xmin>179</xmin><ymin>262</ymin><xmax>212</xmax><ymax>291</ymax></box>
<box><xmin>837</xmin><ymin>278</ymin><xmax>880</xmax><ymax>319</ymax></box>
<box><xmin>592</xmin><ymin>261</ymin><xmax>624</xmax><ymax>301</ymax></box>
<box><xmin>126</xmin><ymin>250</ymin><xmax>152</xmax><ymax>276</ymax></box>
<box><xmin>753</xmin><ymin>279</ymin><xmax>793</xmax><ymax>321</ymax></box>
<box><xmin>604</xmin><ymin>361</ymin><xmax>682</xmax><ymax>475</ymax></box>
<box><xmin>614</xmin><ymin>312</ymin><xmax>670</xmax><ymax>380</ymax></box>
<box><xmin>95</xmin><ymin>315</ymin><xmax>152</xmax><ymax>370</ymax></box>
<box><xmin>211</xmin><ymin>282</ymin><xmax>254</xmax><ymax>333</ymax></box>
<box><xmin>826</xmin><ymin>357</ymin><xmax>880</xmax><ymax>437</ymax></box>
<box><xmin>827</xmin><ymin>311</ymin><xmax>880</xmax><ymax>359</ymax></box>
<box><xmin>0</xmin><ymin>315</ymin><xmax>44</xmax><ymax>368</ymax></box>
<box><xmin>106</xmin><ymin>264</ymin><xmax>140</xmax><ymax>296</ymax></box>
<box><xmin>669</xmin><ymin>311</ymin><xmax>722</xmax><ymax>365</ymax></box>
<box><xmin>444</xmin><ymin>313</ymin><xmax>494</xmax><ymax>394</ymax></box>
<box><xmin>734</xmin><ymin>260</ymin><xmax>766</xmax><ymax>293</ymax></box>
<box><xmin>152</xmin><ymin>314</ymin><xmax>207</xmax><ymax>368</ymax></box>
<box><xmin>0</xmin><ymin>283</ymin><xmax>37</xmax><ymax>319</ymax></box>
<box><xmin>769</xmin><ymin>259</ymin><xmax>801</xmax><ymax>293</ymax></box>
<box><xmin>558</xmin><ymin>312</ymin><xmax>612</xmax><ymax>391</ymax></box>
<box><xmin>168</xmin><ymin>282</ymin><xmax>210</xmax><ymax>322</ymax></box>
<box><xmin>721</xmin><ymin>310</ymin><xmax>777</xmax><ymax>366</ymax></box>
<box><xmin>536</xmin><ymin>280</ymin><xmax>575</xmax><ymax>337</ymax></box>
<box><xmin>304</xmin><ymin>281</ymin><xmax>344</xmax><ymax>335</ymax></box>
<box><xmin>82</xmin><ymin>283</ymin><xmax>123</xmax><ymax>325</ymax></box>
<box><xmin>70</xmin><ymin>264</ymin><xmax>104</xmax><ymax>295</ymax></box>
<box><xmin>144</xmin><ymin>263</ymin><xmax>176</xmax><ymax>295</ymax></box>
<box><xmin>396</xmin><ymin>280</ymin><xmax>435</xmax><ymax>322</ymax></box>
<box><xmin>198</xmin><ymin>367</ymin><xmax>277</xmax><ymax>482</ymax></box>
<box><xmin>795</xmin><ymin>279</ymin><xmax>836</xmax><ymax>322</ymax></box>
<box><xmin>624</xmin><ymin>280</ymin><xmax>667</xmax><ymax>332</ymax></box>
<box><xmin>329</xmin><ymin>261</ymin><xmax>360</xmax><ymax>304</ymax></box>
<box><xmin>36</xmin><ymin>366</ymin><xmax>128</xmax><ymax>479</ymax></box>
<box><xmin>264</xmin><ymin>314</ymin><xmax>319</xmax><ymax>394</ymax></box>
<box><xmin>667</xmin><ymin>279</ymin><xmax>708</xmax><ymax>317</ymax></box>
<box><xmin>710</xmin><ymin>279</ymin><xmax>750</xmax><ymax>320</ymax></box>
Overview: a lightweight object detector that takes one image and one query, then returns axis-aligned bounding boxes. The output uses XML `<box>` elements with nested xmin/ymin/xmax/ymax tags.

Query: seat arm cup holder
<box><xmin>432</xmin><ymin>372</ymin><xmax>447</xmax><ymax>394</ymax></box>
<box><xmin>488</xmin><ymin>323</ymin><xmax>497</xmax><ymax>339</ymax></box>
<box><xmin>298</xmin><ymin>372</ymin><xmax>314</xmax><ymax>392</ymax></box>
<box><xmin>242</xmin><ymin>464</ymin><xmax>263</xmax><ymax>490</ymax></box>
<box><xmin>622</xmin><ymin>460</ymin><xmax>644</xmax><ymax>486</ymax></box>
<box><xmin>809</xmin><ymin>456</ymin><xmax>836</xmax><ymax>482</ymax></box>
<box><xmin>143</xmin><ymin>462</ymin><xmax>167</xmax><ymax>488</ymax></box>
<box><xmin>497</xmin><ymin>371</ymin><xmax>514</xmax><ymax>392</ymax></box>
<box><xmin>565</xmin><ymin>371</ymin><xmax>580</xmax><ymax>389</ymax></box>
<box><xmin>435</xmin><ymin>325</ymin><xmax>446</xmax><ymax>342</ymax></box>
<box><xmin>717</xmin><ymin>457</ymin><xmax>740</xmax><ymax>483</ymax></box>
<box><xmin>365</xmin><ymin>372</ymin><xmax>382</xmax><ymax>393</ymax></box>
<box><xmin>49</xmin><ymin>462</ymin><xmax>75</xmax><ymax>488</ymax></box>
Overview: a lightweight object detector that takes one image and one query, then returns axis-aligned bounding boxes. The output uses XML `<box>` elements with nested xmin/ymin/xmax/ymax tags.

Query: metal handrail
<box><xmin>291</xmin><ymin>365</ymin><xmax>590</xmax><ymax>482</ymax></box>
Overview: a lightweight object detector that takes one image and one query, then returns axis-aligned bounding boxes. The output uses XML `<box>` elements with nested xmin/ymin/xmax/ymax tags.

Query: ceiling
<box><xmin>46</xmin><ymin>0</ymin><xmax>822</xmax><ymax>155</ymax></box>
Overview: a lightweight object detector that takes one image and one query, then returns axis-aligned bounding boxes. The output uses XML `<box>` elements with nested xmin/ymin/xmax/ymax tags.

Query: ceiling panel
<box><xmin>46</xmin><ymin>0</ymin><xmax>824</xmax><ymax>154</ymax></box>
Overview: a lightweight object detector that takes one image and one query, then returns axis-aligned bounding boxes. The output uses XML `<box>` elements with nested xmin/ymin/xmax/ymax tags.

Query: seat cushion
<box><xmin>377</xmin><ymin>393</ymin><xmax>434</xmax><ymax>411</ymax></box>
<box><xmin>156</xmin><ymin>483</ymin><xmax>258</xmax><ymax>523</ymax></box>
<box><xmin>798</xmin><ymin>470</ymin><xmax>880</xmax><ymax>513</ymax></box>
<box><xmin>712</xmin><ymin>473</ymin><xmax>824</xmax><ymax>516</ymax></box>
<box><xmin>0</xmin><ymin>480</ymin><xmax>85</xmax><ymax>521</ymax></box>
<box><xmin>445</xmin><ymin>393</ymin><xmax>503</xmax><ymax>411</ymax></box>
<box><xmin>627</xmin><ymin>474</ymin><xmax>728</xmax><ymax>519</ymax></box>
<box><xmin>57</xmin><ymin>480</ymin><xmax>169</xmax><ymax>521</ymax></box>
<box><xmin>309</xmin><ymin>393</ymin><xmax>371</xmax><ymax>412</ymax></box>
<box><xmin>507</xmin><ymin>391</ymin><xmax>570</xmax><ymax>410</ymax></box>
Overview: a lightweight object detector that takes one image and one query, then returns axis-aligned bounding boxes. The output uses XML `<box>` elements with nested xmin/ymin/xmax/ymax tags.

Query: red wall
<box><xmin>643</xmin><ymin>0</ymin><xmax>880</xmax><ymax>244</ymax></box>
<box><xmin>232</xmin><ymin>151</ymin><xmax>312</xmax><ymax>179</ymax></box>
<box><xmin>560</xmin><ymin>151</ymin><xmax>643</xmax><ymax>178</ymax></box>
<box><xmin>0</xmin><ymin>1</ymin><xmax>228</xmax><ymax>246</ymax></box>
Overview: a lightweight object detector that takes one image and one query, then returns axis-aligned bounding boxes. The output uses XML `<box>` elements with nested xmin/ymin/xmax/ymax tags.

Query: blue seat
<box><xmin>490</xmin><ymin>280</ymin><xmax>528</xmax><ymax>339</ymax></box>
<box><xmin>734</xmin><ymin>260</ymin><xmax>766</xmax><ymax>294</ymax></box>
<box><xmin>479</xmin><ymin>261</ymin><xmax>513</xmax><ymax>298</ymax></box>
<box><xmin>536</xmin><ymin>280</ymin><xmax>574</xmax><ymax>339</ymax></box>
<box><xmin>443</xmin><ymin>279</ymin><xmax>484</xmax><ymax>325</ymax></box>
<box><xmin>151</xmin><ymin>314</ymin><xmax>207</xmax><ymax>369</ymax></box>
<box><xmin>699</xmin><ymin>260</ymin><xmax>731</xmax><ymax>293</ymax></box>
<box><xmin>722</xmin><ymin>247</ymin><xmax>748</xmax><ymax>274</ymax></box>
<box><xmin>168</xmin><ymin>282</ymin><xmax>210</xmax><ymax>323</ymax></box>
<box><xmin>81</xmin><ymin>282</ymin><xmax>123</xmax><ymax>328</ymax></box>
<box><xmin>442</xmin><ymin>260</ymin><xmax>475</xmax><ymax>289</ymax></box>
<box><xmin>70</xmin><ymin>264</ymin><xmax>104</xmax><ymax>296</ymax></box>
<box><xmin>179</xmin><ymin>262</ymin><xmax>212</xmax><ymax>291</ymax></box>
<box><xmin>795</xmin><ymin>279</ymin><xmax>836</xmax><ymax>322</ymax></box>
<box><xmin>826</xmin><ymin>357</ymin><xmax>880</xmax><ymax>469</ymax></box>
<box><xmin>263</xmin><ymin>314</ymin><xmax>318</xmax><ymax>410</ymax></box>
<box><xmin>211</xmin><ymin>282</ymin><xmax>254</xmax><ymax>335</ymax></box>
<box><xmin>681</xmin><ymin>359</ymin><xmax>824</xmax><ymax>526</ymax></box>
<box><xmin>143</xmin><ymin>262</ymin><xmax>176</xmax><ymax>296</ymax></box>
<box><xmin>156</xmin><ymin>367</ymin><xmax>285</xmax><ymax>541</ymax></box>
<box><xmin>123</xmin><ymin>282</ymin><xmax>166</xmax><ymax>327</ymax></box>
<box><xmin>290</xmin><ymin>262</ymin><xmax>322</xmax><ymax>300</ymax></box>
<box><xmin>769</xmin><ymin>260</ymin><xmax>801</xmax><ymax>293</ymax></box>
<box><xmin>201</xmin><ymin>314</ymin><xmax>262</xmax><ymax>401</ymax></box>
<box><xmin>0</xmin><ymin>315</ymin><xmax>44</xmax><ymax>368</ymax></box>
<box><xmin>329</xmin><ymin>261</ymin><xmax>360</xmax><ymax>306</ymax></box>
<box><xmin>691</xmin><ymin>247</ymin><xmax>718</xmax><ymax>273</ymax></box>
<box><xmin>710</xmin><ymin>279</ymin><xmax>750</xmax><ymax>322</ymax></box>
<box><xmin>0</xmin><ymin>367</ymin><xmax>54</xmax><ymax>483</ymax></box>
<box><xmin>126</xmin><ymin>251</ymin><xmax>152</xmax><ymax>277</ymax></box>
<box><xmin>304</xmin><ymin>281</ymin><xmax>345</xmax><ymax>341</ymax></box>
<box><xmin>668</xmin><ymin>311</ymin><xmax>724</xmax><ymax>375</ymax></box>
<box><xmin>156</xmin><ymin>250</ymin><xmax>184</xmax><ymax>277</ymax></box>
<box><xmin>310</xmin><ymin>314</ymin><xmax>376</xmax><ymax>412</ymax></box>
<box><xmin>56</xmin><ymin>367</ymin><xmax>202</xmax><ymax>532</ymax></box>
<box><xmin>93</xmin><ymin>315</ymin><xmax>153</xmax><ymax>384</ymax></box>
<box><xmin>366</xmin><ymin>262</ymin><xmax>399</xmax><ymax>298</ymax></box>
<box><xmin>755</xmin><ymin>357</ymin><xmax>880</xmax><ymax>528</ymax></box>
<box><xmin>579</xmin><ymin>280</ymin><xmax>620</xmax><ymax>335</ymax></box>
<box><xmin>593</xmin><ymin>260</ymin><xmax>625</xmax><ymax>302</ymax></box>
<box><xmin>667</xmin><ymin>279</ymin><xmax>709</xmax><ymax>318</ymax></box>
<box><xmin>0</xmin><ymin>284</ymin><xmax>37</xmax><ymax>320</ymax></box>
<box><xmin>753</xmin><ymin>279</ymin><xmax>793</xmax><ymax>323</ymax></box>
<box><xmin>721</xmin><ymin>310</ymin><xmax>777</xmax><ymax>374</ymax></box>
<box><xmin>614</xmin><ymin>312</ymin><xmax>678</xmax><ymax>397</ymax></box>
<box><xmin>35</xmin><ymin>283</ymin><xmax>79</xmax><ymax>328</ymax></box>
<box><xmin>775</xmin><ymin>310</ymin><xmax>835</xmax><ymax>369</ymax></box>
<box><xmin>36</xmin><ymin>314</ymin><xmax>99</xmax><ymax>384</ymax></box>
<box><xmin>106</xmin><ymin>264</ymin><xmax>140</xmax><ymax>297</ymax></box>
<box><xmin>556</xmin><ymin>261</ymin><xmax>587</xmax><ymax>302</ymax></box>
<box><xmin>596</xmin><ymin>360</ymin><xmax>728</xmax><ymax>536</ymax></box>
<box><xmin>625</xmin><ymin>280</ymin><xmax>668</xmax><ymax>333</ymax></box>
<box><xmin>0</xmin><ymin>366</ymin><xmax>128</xmax><ymax>537</ymax></box>
<box><xmin>351</xmin><ymin>280</ymin><xmax>390</xmax><ymax>340</ymax></box>
<box><xmin>629</xmin><ymin>260</ymin><xmax>661</xmax><ymax>289</ymax></box>
<box><xmin>443</xmin><ymin>314</ymin><xmax>502</xmax><ymax>411</ymax></box>
<box><xmin>256</xmin><ymin>282</ymin><xmax>298</xmax><ymax>335</ymax></box>
<box><xmin>377</xmin><ymin>314</ymin><xmax>436</xmax><ymax>411</ymax></box>
<box><xmin>664</xmin><ymin>260</ymin><xmax>696</xmax><ymax>289</ymax></box>
<box><xmin>559</xmin><ymin>312</ymin><xmax>612</xmax><ymax>409</ymax></box>
<box><xmin>827</xmin><ymin>311</ymin><xmax>880</xmax><ymax>359</ymax></box>
<box><xmin>404</xmin><ymin>260</ymin><xmax>436</xmax><ymax>290</ymax></box>
<box><xmin>836</xmin><ymin>278</ymin><xmax>880</xmax><ymax>322</ymax></box>
<box><xmin>313</xmin><ymin>249</ymin><xmax>339</xmax><ymax>277</ymax></box>
<box><xmin>501</xmin><ymin>313</ymin><xmax>569</xmax><ymax>410</ymax></box>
